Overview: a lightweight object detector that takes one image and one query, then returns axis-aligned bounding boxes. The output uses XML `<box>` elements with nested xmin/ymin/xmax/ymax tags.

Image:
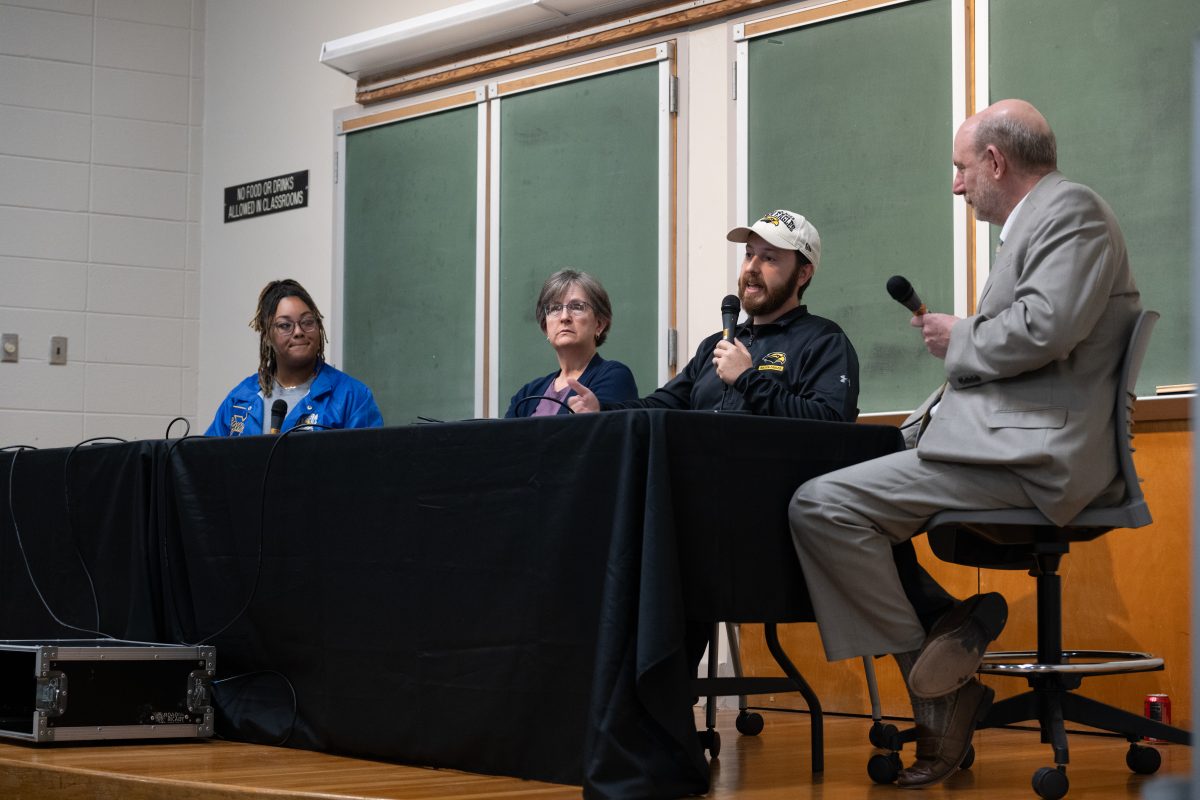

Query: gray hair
<box><xmin>974</xmin><ymin>115</ymin><xmax>1057</xmax><ymax>174</ymax></box>
<box><xmin>534</xmin><ymin>269</ymin><xmax>614</xmax><ymax>347</ymax></box>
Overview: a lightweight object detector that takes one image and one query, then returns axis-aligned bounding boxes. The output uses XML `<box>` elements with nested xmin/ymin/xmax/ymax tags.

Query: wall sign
<box><xmin>224</xmin><ymin>170</ymin><xmax>309</xmax><ymax>222</ymax></box>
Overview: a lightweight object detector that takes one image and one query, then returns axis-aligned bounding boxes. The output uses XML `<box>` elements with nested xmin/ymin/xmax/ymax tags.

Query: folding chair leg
<box><xmin>862</xmin><ymin>656</ymin><xmax>882</xmax><ymax>724</ymax></box>
<box><xmin>694</xmin><ymin>623</ymin><xmax>724</xmax><ymax>758</ymax></box>
<box><xmin>705</xmin><ymin>621</ymin><xmax>719</xmax><ymax>732</ymax></box>
<box><xmin>725</xmin><ymin>621</ymin><xmax>746</xmax><ymax>711</ymax></box>
<box><xmin>690</xmin><ymin>623</ymin><xmax>821</xmax><ymax>767</ymax></box>
<box><xmin>725</xmin><ymin>621</ymin><xmax>765</xmax><ymax>736</ymax></box>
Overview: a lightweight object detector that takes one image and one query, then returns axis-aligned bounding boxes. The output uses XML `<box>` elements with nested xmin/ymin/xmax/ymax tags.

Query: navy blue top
<box><xmin>605</xmin><ymin>306</ymin><xmax>859</xmax><ymax>421</ymax></box>
<box><xmin>505</xmin><ymin>353</ymin><xmax>638</xmax><ymax>417</ymax></box>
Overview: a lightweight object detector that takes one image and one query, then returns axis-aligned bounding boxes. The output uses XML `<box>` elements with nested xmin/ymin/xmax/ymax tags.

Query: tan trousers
<box><xmin>788</xmin><ymin>448</ymin><xmax>1033</xmax><ymax>662</ymax></box>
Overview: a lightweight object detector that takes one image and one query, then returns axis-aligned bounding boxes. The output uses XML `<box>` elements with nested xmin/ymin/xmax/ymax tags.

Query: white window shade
<box><xmin>320</xmin><ymin>0</ymin><xmax>659</xmax><ymax>80</ymax></box>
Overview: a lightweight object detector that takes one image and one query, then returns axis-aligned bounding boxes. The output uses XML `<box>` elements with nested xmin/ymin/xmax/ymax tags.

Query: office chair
<box><xmin>867</xmin><ymin>310</ymin><xmax>1191</xmax><ymax>799</ymax></box>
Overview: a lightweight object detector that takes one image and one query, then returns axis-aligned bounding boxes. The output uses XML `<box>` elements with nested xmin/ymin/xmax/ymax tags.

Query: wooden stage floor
<box><xmin>0</xmin><ymin>709</ymin><xmax>1189</xmax><ymax>799</ymax></box>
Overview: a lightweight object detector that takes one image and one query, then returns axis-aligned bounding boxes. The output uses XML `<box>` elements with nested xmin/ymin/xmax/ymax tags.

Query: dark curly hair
<box><xmin>250</xmin><ymin>279</ymin><xmax>327</xmax><ymax>394</ymax></box>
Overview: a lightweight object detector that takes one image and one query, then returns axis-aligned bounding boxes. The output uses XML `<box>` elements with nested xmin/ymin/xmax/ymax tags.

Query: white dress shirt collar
<box><xmin>999</xmin><ymin>192</ymin><xmax>1031</xmax><ymax>245</ymax></box>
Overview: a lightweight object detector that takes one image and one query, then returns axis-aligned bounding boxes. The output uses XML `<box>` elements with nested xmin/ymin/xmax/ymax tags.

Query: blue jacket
<box><xmin>206</xmin><ymin>360</ymin><xmax>384</xmax><ymax>436</ymax></box>
<box><xmin>505</xmin><ymin>353</ymin><xmax>638</xmax><ymax>418</ymax></box>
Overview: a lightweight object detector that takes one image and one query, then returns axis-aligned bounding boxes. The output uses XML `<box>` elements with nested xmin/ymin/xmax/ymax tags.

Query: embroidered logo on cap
<box><xmin>760</xmin><ymin>210</ymin><xmax>797</xmax><ymax>232</ymax></box>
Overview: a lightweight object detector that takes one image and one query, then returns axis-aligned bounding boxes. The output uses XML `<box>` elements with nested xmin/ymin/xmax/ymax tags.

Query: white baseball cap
<box><xmin>727</xmin><ymin>209</ymin><xmax>821</xmax><ymax>270</ymax></box>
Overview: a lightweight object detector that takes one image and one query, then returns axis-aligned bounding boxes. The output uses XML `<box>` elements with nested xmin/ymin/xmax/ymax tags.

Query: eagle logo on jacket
<box><xmin>758</xmin><ymin>352</ymin><xmax>787</xmax><ymax>372</ymax></box>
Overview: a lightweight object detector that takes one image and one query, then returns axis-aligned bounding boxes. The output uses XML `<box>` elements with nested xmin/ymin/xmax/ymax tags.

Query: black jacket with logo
<box><xmin>606</xmin><ymin>305</ymin><xmax>859</xmax><ymax>420</ymax></box>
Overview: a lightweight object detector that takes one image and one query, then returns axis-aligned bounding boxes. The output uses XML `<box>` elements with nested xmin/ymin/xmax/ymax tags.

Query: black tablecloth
<box><xmin>0</xmin><ymin>411</ymin><xmax>901</xmax><ymax>798</ymax></box>
<box><xmin>0</xmin><ymin>441</ymin><xmax>163</xmax><ymax>641</ymax></box>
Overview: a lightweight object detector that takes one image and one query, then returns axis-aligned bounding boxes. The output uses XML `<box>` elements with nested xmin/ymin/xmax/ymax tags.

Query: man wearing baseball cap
<box><xmin>567</xmin><ymin>208</ymin><xmax>856</xmax><ymax>419</ymax></box>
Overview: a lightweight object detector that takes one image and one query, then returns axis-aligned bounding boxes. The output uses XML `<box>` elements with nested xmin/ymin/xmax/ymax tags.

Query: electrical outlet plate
<box><xmin>49</xmin><ymin>336</ymin><xmax>67</xmax><ymax>365</ymax></box>
<box><xmin>1</xmin><ymin>334</ymin><xmax>17</xmax><ymax>363</ymax></box>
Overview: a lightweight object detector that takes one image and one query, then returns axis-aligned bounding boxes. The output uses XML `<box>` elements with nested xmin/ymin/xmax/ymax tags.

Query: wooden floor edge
<box><xmin>0</xmin><ymin>754</ymin><xmax>338</xmax><ymax>800</ymax></box>
<box><xmin>0</xmin><ymin>740</ymin><xmax>583</xmax><ymax>800</ymax></box>
<box><xmin>0</xmin><ymin>714</ymin><xmax>1189</xmax><ymax>799</ymax></box>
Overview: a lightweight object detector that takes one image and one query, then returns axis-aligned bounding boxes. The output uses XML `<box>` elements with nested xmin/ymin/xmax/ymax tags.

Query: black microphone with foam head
<box><xmin>886</xmin><ymin>275</ymin><xmax>928</xmax><ymax>315</ymax></box>
<box><xmin>269</xmin><ymin>399</ymin><xmax>287</xmax><ymax>435</ymax></box>
<box><xmin>720</xmin><ymin>294</ymin><xmax>741</xmax><ymax>342</ymax></box>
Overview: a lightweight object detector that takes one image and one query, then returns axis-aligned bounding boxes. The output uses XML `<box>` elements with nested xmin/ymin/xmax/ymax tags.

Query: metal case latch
<box><xmin>187</xmin><ymin>670</ymin><xmax>212</xmax><ymax>714</ymax></box>
<box><xmin>35</xmin><ymin>670</ymin><xmax>68</xmax><ymax>717</ymax></box>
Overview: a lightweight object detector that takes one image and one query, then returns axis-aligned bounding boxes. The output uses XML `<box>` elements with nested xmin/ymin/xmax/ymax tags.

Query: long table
<box><xmin>0</xmin><ymin>410</ymin><xmax>902</xmax><ymax>798</ymax></box>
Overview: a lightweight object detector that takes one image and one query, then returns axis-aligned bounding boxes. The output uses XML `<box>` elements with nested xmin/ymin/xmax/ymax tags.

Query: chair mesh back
<box><xmin>1114</xmin><ymin>310</ymin><xmax>1159</xmax><ymax>505</ymax></box>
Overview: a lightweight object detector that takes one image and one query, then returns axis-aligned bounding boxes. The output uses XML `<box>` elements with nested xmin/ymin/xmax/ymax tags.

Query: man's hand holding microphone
<box><xmin>888</xmin><ymin>275</ymin><xmax>959</xmax><ymax>359</ymax></box>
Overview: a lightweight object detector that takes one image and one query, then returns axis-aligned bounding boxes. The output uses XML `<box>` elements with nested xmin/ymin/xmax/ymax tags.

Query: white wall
<box><xmin>200</xmin><ymin>0</ymin><xmax>459</xmax><ymax>425</ymax></box>
<box><xmin>0</xmin><ymin>0</ymin><xmax>205</xmax><ymax>447</ymax></box>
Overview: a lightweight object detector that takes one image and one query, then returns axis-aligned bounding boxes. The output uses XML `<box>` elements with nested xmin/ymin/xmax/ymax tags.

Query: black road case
<box><xmin>0</xmin><ymin>641</ymin><xmax>215</xmax><ymax>742</ymax></box>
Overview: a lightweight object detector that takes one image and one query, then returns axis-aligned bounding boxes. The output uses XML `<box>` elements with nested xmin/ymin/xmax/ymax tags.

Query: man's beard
<box><xmin>739</xmin><ymin>261</ymin><xmax>803</xmax><ymax>318</ymax></box>
<box><xmin>969</xmin><ymin>179</ymin><xmax>1005</xmax><ymax>225</ymax></box>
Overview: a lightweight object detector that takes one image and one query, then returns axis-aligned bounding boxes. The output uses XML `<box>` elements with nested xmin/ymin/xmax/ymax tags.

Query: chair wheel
<box><xmin>735</xmin><ymin>710</ymin><xmax>764</xmax><ymax>736</ymax></box>
<box><xmin>1126</xmin><ymin>743</ymin><xmax>1162</xmax><ymax>775</ymax></box>
<box><xmin>869</xmin><ymin>721</ymin><xmax>899</xmax><ymax>749</ymax></box>
<box><xmin>960</xmin><ymin>743</ymin><xmax>975</xmax><ymax>770</ymax></box>
<box><xmin>867</xmin><ymin>752</ymin><xmax>902</xmax><ymax>784</ymax></box>
<box><xmin>1032</xmin><ymin>766</ymin><xmax>1069</xmax><ymax>800</ymax></box>
<box><xmin>698</xmin><ymin>729</ymin><xmax>721</xmax><ymax>758</ymax></box>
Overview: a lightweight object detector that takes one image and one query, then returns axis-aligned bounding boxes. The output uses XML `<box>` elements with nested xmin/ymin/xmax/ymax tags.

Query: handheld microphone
<box><xmin>886</xmin><ymin>275</ymin><xmax>928</xmax><ymax>315</ymax></box>
<box><xmin>269</xmin><ymin>399</ymin><xmax>287</xmax><ymax>435</ymax></box>
<box><xmin>720</xmin><ymin>294</ymin><xmax>741</xmax><ymax>341</ymax></box>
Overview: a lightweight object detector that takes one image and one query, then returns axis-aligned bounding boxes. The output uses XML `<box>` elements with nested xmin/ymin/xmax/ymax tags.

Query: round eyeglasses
<box><xmin>273</xmin><ymin>316</ymin><xmax>319</xmax><ymax>336</ymax></box>
<box><xmin>544</xmin><ymin>301</ymin><xmax>593</xmax><ymax>318</ymax></box>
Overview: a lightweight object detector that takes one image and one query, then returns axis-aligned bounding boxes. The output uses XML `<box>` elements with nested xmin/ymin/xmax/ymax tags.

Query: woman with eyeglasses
<box><xmin>206</xmin><ymin>279</ymin><xmax>383</xmax><ymax>435</ymax></box>
<box><xmin>505</xmin><ymin>269</ymin><xmax>638</xmax><ymax>417</ymax></box>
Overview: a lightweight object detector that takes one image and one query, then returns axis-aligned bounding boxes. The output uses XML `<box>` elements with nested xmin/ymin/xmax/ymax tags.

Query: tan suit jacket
<box><xmin>910</xmin><ymin>172</ymin><xmax>1141</xmax><ymax>525</ymax></box>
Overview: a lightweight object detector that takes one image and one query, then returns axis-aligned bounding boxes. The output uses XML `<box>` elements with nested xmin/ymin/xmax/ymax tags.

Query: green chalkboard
<box><xmin>342</xmin><ymin>105</ymin><xmax>478</xmax><ymax>424</ymax></box>
<box><xmin>748</xmin><ymin>0</ymin><xmax>953</xmax><ymax>413</ymax></box>
<box><xmin>989</xmin><ymin>0</ymin><xmax>1199</xmax><ymax>396</ymax></box>
<box><xmin>497</xmin><ymin>63</ymin><xmax>660</xmax><ymax>410</ymax></box>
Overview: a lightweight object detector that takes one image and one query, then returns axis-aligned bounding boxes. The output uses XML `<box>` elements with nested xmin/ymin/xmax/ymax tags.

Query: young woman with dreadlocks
<box><xmin>206</xmin><ymin>279</ymin><xmax>383</xmax><ymax>436</ymax></box>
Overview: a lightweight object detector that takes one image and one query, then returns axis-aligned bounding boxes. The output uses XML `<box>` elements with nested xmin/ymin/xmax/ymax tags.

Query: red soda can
<box><xmin>1144</xmin><ymin>694</ymin><xmax>1171</xmax><ymax>742</ymax></box>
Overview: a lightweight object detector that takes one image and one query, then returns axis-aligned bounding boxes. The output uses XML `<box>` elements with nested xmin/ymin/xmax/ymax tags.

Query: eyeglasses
<box><xmin>544</xmin><ymin>301</ymin><xmax>592</xmax><ymax>318</ymax></box>
<box><xmin>273</xmin><ymin>316</ymin><xmax>319</xmax><ymax>336</ymax></box>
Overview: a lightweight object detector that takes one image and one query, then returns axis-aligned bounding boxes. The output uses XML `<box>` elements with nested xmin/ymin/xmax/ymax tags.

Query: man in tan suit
<box><xmin>788</xmin><ymin>99</ymin><xmax>1140</xmax><ymax>788</ymax></box>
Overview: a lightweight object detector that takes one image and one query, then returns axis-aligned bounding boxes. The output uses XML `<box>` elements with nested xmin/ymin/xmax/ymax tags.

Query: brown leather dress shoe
<box><xmin>908</xmin><ymin>592</ymin><xmax>1007</xmax><ymax>699</ymax></box>
<box><xmin>897</xmin><ymin>678</ymin><xmax>994</xmax><ymax>789</ymax></box>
